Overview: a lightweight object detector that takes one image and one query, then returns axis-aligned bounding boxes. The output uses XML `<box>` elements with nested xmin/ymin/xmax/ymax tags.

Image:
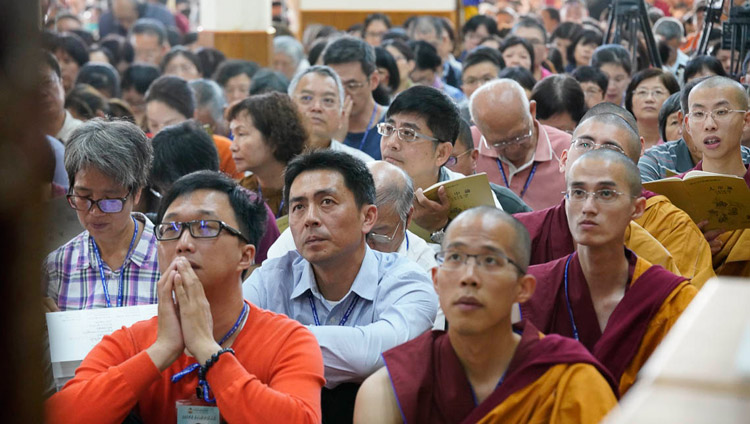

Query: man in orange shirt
<box><xmin>46</xmin><ymin>171</ymin><xmax>324</xmax><ymax>423</ymax></box>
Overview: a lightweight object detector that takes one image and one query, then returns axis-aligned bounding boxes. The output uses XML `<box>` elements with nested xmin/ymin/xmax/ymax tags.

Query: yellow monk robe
<box><xmin>523</xmin><ymin>251</ymin><xmax>697</xmax><ymax>395</ymax></box>
<box><xmin>635</xmin><ymin>192</ymin><xmax>716</xmax><ymax>287</ymax></box>
<box><xmin>515</xmin><ymin>199</ymin><xmax>684</xmax><ymax>277</ymax></box>
<box><xmin>382</xmin><ymin>322</ymin><xmax>617</xmax><ymax>424</ymax></box>
<box><xmin>713</xmin><ymin>230</ymin><xmax>750</xmax><ymax>276</ymax></box>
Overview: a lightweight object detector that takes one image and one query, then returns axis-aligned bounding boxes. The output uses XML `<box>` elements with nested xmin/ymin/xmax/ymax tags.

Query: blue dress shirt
<box><xmin>243</xmin><ymin>246</ymin><xmax>437</xmax><ymax>388</ymax></box>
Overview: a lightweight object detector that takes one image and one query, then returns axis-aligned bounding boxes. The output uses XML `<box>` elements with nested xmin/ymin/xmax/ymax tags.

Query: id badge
<box><xmin>176</xmin><ymin>399</ymin><xmax>220</xmax><ymax>424</ymax></box>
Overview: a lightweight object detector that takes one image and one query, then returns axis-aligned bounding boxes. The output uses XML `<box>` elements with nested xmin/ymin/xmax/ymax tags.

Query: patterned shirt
<box><xmin>44</xmin><ymin>213</ymin><xmax>160</xmax><ymax>311</ymax></box>
<box><xmin>639</xmin><ymin>138</ymin><xmax>750</xmax><ymax>182</ymax></box>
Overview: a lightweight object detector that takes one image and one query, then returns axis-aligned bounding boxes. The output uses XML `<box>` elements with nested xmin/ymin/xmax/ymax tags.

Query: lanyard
<box><xmin>257</xmin><ymin>185</ymin><xmax>285</xmax><ymax>218</ymax></box>
<box><xmin>405</xmin><ymin>232</ymin><xmax>410</xmax><ymax>252</ymax></box>
<box><xmin>563</xmin><ymin>255</ymin><xmax>580</xmax><ymax>341</ymax></box>
<box><xmin>171</xmin><ymin>302</ymin><xmax>249</xmax><ymax>403</ymax></box>
<box><xmin>308</xmin><ymin>292</ymin><xmax>360</xmax><ymax>326</ymax></box>
<box><xmin>497</xmin><ymin>159</ymin><xmax>538</xmax><ymax>199</ymax></box>
<box><xmin>358</xmin><ymin>105</ymin><xmax>379</xmax><ymax>151</ymax></box>
<box><xmin>91</xmin><ymin>216</ymin><xmax>139</xmax><ymax>308</ymax></box>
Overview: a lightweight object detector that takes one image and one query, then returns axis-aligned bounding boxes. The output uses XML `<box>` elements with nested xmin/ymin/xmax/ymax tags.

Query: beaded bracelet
<box><xmin>198</xmin><ymin>348</ymin><xmax>235</xmax><ymax>380</ymax></box>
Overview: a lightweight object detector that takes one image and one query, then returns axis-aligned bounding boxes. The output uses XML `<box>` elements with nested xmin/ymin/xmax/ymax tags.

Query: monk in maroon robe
<box><xmin>354</xmin><ymin>207</ymin><xmax>617</xmax><ymax>423</ymax></box>
<box><xmin>522</xmin><ymin>149</ymin><xmax>697</xmax><ymax>395</ymax></box>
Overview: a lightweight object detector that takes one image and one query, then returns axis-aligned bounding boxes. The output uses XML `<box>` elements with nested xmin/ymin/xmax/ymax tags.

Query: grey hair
<box><xmin>408</xmin><ymin>16</ymin><xmax>444</xmax><ymax>38</ymax></box>
<box><xmin>653</xmin><ymin>17</ymin><xmax>684</xmax><ymax>42</ymax></box>
<box><xmin>65</xmin><ymin>119</ymin><xmax>153</xmax><ymax>190</ymax></box>
<box><xmin>374</xmin><ymin>165</ymin><xmax>414</xmax><ymax>224</ymax></box>
<box><xmin>273</xmin><ymin>35</ymin><xmax>305</xmax><ymax>67</ymax></box>
<box><xmin>189</xmin><ymin>78</ymin><xmax>227</xmax><ymax>123</ymax></box>
<box><xmin>287</xmin><ymin>65</ymin><xmax>346</xmax><ymax>112</ymax></box>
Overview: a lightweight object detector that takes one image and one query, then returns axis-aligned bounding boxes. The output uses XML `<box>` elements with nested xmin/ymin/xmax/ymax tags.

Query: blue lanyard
<box><xmin>405</xmin><ymin>232</ymin><xmax>410</xmax><ymax>252</ymax></box>
<box><xmin>91</xmin><ymin>216</ymin><xmax>139</xmax><ymax>308</ymax></box>
<box><xmin>497</xmin><ymin>159</ymin><xmax>538</xmax><ymax>199</ymax></box>
<box><xmin>257</xmin><ymin>185</ymin><xmax>285</xmax><ymax>218</ymax></box>
<box><xmin>563</xmin><ymin>255</ymin><xmax>580</xmax><ymax>341</ymax></box>
<box><xmin>358</xmin><ymin>105</ymin><xmax>379</xmax><ymax>151</ymax></box>
<box><xmin>308</xmin><ymin>292</ymin><xmax>360</xmax><ymax>326</ymax></box>
<box><xmin>171</xmin><ymin>302</ymin><xmax>249</xmax><ymax>403</ymax></box>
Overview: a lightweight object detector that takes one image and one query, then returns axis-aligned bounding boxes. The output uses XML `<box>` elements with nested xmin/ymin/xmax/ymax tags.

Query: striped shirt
<box><xmin>639</xmin><ymin>138</ymin><xmax>750</xmax><ymax>182</ymax></box>
<box><xmin>44</xmin><ymin>213</ymin><xmax>160</xmax><ymax>311</ymax></box>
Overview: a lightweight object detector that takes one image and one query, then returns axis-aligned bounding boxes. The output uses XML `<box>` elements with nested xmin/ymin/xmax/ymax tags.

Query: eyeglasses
<box><xmin>435</xmin><ymin>250</ymin><xmax>526</xmax><ymax>274</ymax></box>
<box><xmin>67</xmin><ymin>191</ymin><xmax>131</xmax><ymax>213</ymax></box>
<box><xmin>687</xmin><ymin>108</ymin><xmax>747</xmax><ymax>122</ymax></box>
<box><xmin>633</xmin><ymin>88</ymin><xmax>669</xmax><ymax>98</ymax></box>
<box><xmin>155</xmin><ymin>220</ymin><xmax>249</xmax><ymax>243</ymax></box>
<box><xmin>481</xmin><ymin>128</ymin><xmax>533</xmax><ymax>149</ymax></box>
<box><xmin>377</xmin><ymin>122</ymin><xmax>442</xmax><ymax>143</ymax></box>
<box><xmin>446</xmin><ymin>148</ymin><xmax>473</xmax><ymax>167</ymax></box>
<box><xmin>367</xmin><ymin>222</ymin><xmax>402</xmax><ymax>245</ymax></box>
<box><xmin>562</xmin><ymin>188</ymin><xmax>631</xmax><ymax>203</ymax></box>
<box><xmin>343</xmin><ymin>80</ymin><xmax>367</xmax><ymax>91</ymax></box>
<box><xmin>570</xmin><ymin>138</ymin><xmax>626</xmax><ymax>155</ymax></box>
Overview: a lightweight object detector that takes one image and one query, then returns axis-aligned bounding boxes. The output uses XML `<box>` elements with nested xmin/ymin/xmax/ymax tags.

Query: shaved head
<box><xmin>580</xmin><ymin>102</ymin><xmax>638</xmax><ymax>133</ymax></box>
<box><xmin>567</xmin><ymin>148</ymin><xmax>642</xmax><ymax>196</ymax></box>
<box><xmin>690</xmin><ymin>76</ymin><xmax>749</xmax><ymax>110</ymax></box>
<box><xmin>448</xmin><ymin>206</ymin><xmax>531</xmax><ymax>271</ymax></box>
<box><xmin>573</xmin><ymin>113</ymin><xmax>642</xmax><ymax>163</ymax></box>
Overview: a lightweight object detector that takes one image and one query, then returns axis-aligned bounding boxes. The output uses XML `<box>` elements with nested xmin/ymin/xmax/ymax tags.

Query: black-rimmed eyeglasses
<box><xmin>155</xmin><ymin>220</ymin><xmax>249</xmax><ymax>243</ymax></box>
<box><xmin>67</xmin><ymin>191</ymin><xmax>132</xmax><ymax>214</ymax></box>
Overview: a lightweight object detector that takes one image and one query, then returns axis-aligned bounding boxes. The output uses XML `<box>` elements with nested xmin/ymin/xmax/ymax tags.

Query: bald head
<box><xmin>368</xmin><ymin>160</ymin><xmax>414</xmax><ymax>223</ymax></box>
<box><xmin>448</xmin><ymin>206</ymin><xmax>531</xmax><ymax>272</ymax></box>
<box><xmin>573</xmin><ymin>113</ymin><xmax>642</xmax><ymax>163</ymax></box>
<box><xmin>567</xmin><ymin>148</ymin><xmax>642</xmax><ymax>196</ymax></box>
<box><xmin>470</xmin><ymin>79</ymin><xmax>531</xmax><ymax>125</ymax></box>
<box><xmin>580</xmin><ymin>102</ymin><xmax>639</xmax><ymax>132</ymax></box>
<box><xmin>690</xmin><ymin>76</ymin><xmax>749</xmax><ymax>110</ymax></box>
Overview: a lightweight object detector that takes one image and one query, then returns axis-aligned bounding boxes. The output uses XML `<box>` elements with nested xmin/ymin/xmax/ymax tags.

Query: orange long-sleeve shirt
<box><xmin>46</xmin><ymin>302</ymin><xmax>325</xmax><ymax>424</ymax></box>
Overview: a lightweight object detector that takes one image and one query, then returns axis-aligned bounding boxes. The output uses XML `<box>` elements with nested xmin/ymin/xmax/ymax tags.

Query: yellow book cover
<box><xmin>422</xmin><ymin>173</ymin><xmax>496</xmax><ymax>219</ymax></box>
<box><xmin>643</xmin><ymin>170</ymin><xmax>750</xmax><ymax>231</ymax></box>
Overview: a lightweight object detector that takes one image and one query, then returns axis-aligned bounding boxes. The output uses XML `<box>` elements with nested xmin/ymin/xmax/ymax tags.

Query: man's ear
<box><xmin>431</xmin><ymin>266</ymin><xmax>440</xmax><ymax>295</ymax></box>
<box><xmin>684</xmin><ymin>111</ymin><xmax>693</xmax><ymax>137</ymax></box>
<box><xmin>237</xmin><ymin>243</ymin><xmax>256</xmax><ymax>273</ymax></box>
<box><xmin>559</xmin><ymin>149</ymin><xmax>569</xmax><ymax>173</ymax></box>
<box><xmin>435</xmin><ymin>142</ymin><xmax>453</xmax><ymax>167</ymax></box>
<box><xmin>639</xmin><ymin>136</ymin><xmax>645</xmax><ymax>156</ymax></box>
<box><xmin>368</xmin><ymin>70</ymin><xmax>380</xmax><ymax>92</ymax></box>
<box><xmin>405</xmin><ymin>205</ymin><xmax>414</xmax><ymax>229</ymax></box>
<box><xmin>515</xmin><ymin>274</ymin><xmax>536</xmax><ymax>304</ymax></box>
<box><xmin>361</xmin><ymin>204</ymin><xmax>379</xmax><ymax>234</ymax></box>
<box><xmin>631</xmin><ymin>196</ymin><xmax>646</xmax><ymax>220</ymax></box>
<box><xmin>470</xmin><ymin>149</ymin><xmax>479</xmax><ymax>171</ymax></box>
<box><xmin>529</xmin><ymin>100</ymin><xmax>537</xmax><ymax>119</ymax></box>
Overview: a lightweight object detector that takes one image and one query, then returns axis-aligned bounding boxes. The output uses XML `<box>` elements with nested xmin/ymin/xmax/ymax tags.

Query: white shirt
<box><xmin>329</xmin><ymin>139</ymin><xmax>375</xmax><ymax>163</ymax></box>
<box><xmin>55</xmin><ymin>110</ymin><xmax>83</xmax><ymax>144</ymax></box>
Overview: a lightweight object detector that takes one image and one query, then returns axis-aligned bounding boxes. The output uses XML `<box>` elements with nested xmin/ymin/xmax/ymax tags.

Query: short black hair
<box><xmin>212</xmin><ymin>59</ymin><xmax>260</xmax><ymax>87</ymax></box>
<box><xmin>226</xmin><ymin>91</ymin><xmax>307</xmax><ymax>164</ymax></box>
<box><xmin>462</xmin><ymin>15</ymin><xmax>497</xmax><ymax>37</ymax></box>
<box><xmin>499</xmin><ymin>36</ymin><xmax>535</xmax><ymax>72</ymax></box>
<box><xmin>323</xmin><ymin>36</ymin><xmax>377</xmax><ymax>76</ymax></box>
<box><xmin>145</xmin><ymin>75</ymin><xmax>195</xmax><ymax>119</ymax></box>
<box><xmin>463</xmin><ymin>46</ymin><xmax>505</xmax><ymax>73</ymax></box>
<box><xmin>150</xmin><ymin>120</ymin><xmax>220</xmax><ymax>191</ymax></box>
<box><xmin>498</xmin><ymin>66</ymin><xmax>537</xmax><ymax>92</ymax></box>
<box><xmin>591</xmin><ymin>44</ymin><xmax>632</xmax><ymax>75</ymax></box>
<box><xmin>121</xmin><ymin>63</ymin><xmax>160</xmax><ymax>95</ymax></box>
<box><xmin>283</xmin><ymin>150</ymin><xmax>376</xmax><ymax>209</ymax></box>
<box><xmin>364</xmin><ymin>13</ymin><xmax>392</xmax><ymax>31</ymax></box>
<box><xmin>160</xmin><ymin>46</ymin><xmax>202</xmax><ymax>75</ymax></box>
<box><xmin>100</xmin><ymin>34</ymin><xmax>135</xmax><ymax>65</ymax></box>
<box><xmin>566</xmin><ymin>29</ymin><xmax>603</xmax><ymax>68</ymax></box>
<box><xmin>625</xmin><ymin>68</ymin><xmax>680</xmax><ymax>115</ymax></box>
<box><xmin>571</xmin><ymin>65</ymin><xmax>608</xmax><ymax>92</ymax></box>
<box><xmin>131</xmin><ymin>18</ymin><xmax>168</xmax><ymax>45</ymax></box>
<box><xmin>248</xmin><ymin>69</ymin><xmax>289</xmax><ymax>95</ymax></box>
<box><xmin>196</xmin><ymin>47</ymin><xmax>226</xmax><ymax>79</ymax></box>
<box><xmin>513</xmin><ymin>16</ymin><xmax>548</xmax><ymax>44</ymax></box>
<box><xmin>382</xmin><ymin>39</ymin><xmax>415</xmax><ymax>62</ymax></box>
<box><xmin>531</xmin><ymin>75</ymin><xmax>586</xmax><ymax>123</ymax></box>
<box><xmin>542</xmin><ymin>7</ymin><xmax>561</xmax><ymax>23</ymax></box>
<box><xmin>387</xmin><ymin>85</ymin><xmax>461</xmax><ymax>145</ymax></box>
<box><xmin>658</xmin><ymin>92</ymin><xmax>682</xmax><ymax>142</ymax></box>
<box><xmin>52</xmin><ymin>33</ymin><xmax>90</xmax><ymax>68</ymax></box>
<box><xmin>65</xmin><ymin>84</ymin><xmax>110</xmax><ymax>119</ymax></box>
<box><xmin>307</xmin><ymin>38</ymin><xmax>329</xmax><ymax>66</ymax></box>
<box><xmin>156</xmin><ymin>170</ymin><xmax>267</xmax><ymax>247</ymax></box>
<box><xmin>683</xmin><ymin>55</ymin><xmax>727</xmax><ymax>82</ymax></box>
<box><xmin>551</xmin><ymin>21</ymin><xmax>582</xmax><ymax>42</ymax></box>
<box><xmin>375</xmin><ymin>46</ymin><xmax>400</xmax><ymax>93</ymax></box>
<box><xmin>456</xmin><ymin>118</ymin><xmax>474</xmax><ymax>152</ymax></box>
<box><xmin>410</xmin><ymin>40</ymin><xmax>442</xmax><ymax>71</ymax></box>
<box><xmin>75</xmin><ymin>63</ymin><xmax>121</xmax><ymax>98</ymax></box>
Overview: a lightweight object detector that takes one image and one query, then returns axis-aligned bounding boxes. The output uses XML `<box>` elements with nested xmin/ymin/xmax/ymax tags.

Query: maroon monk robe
<box><xmin>382</xmin><ymin>321</ymin><xmax>617</xmax><ymax>424</ymax></box>
<box><xmin>521</xmin><ymin>250</ymin><xmax>686</xmax><ymax>386</ymax></box>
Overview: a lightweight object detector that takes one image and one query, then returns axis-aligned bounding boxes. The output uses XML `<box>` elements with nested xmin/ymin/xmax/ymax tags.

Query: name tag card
<box><xmin>176</xmin><ymin>400</ymin><xmax>220</xmax><ymax>424</ymax></box>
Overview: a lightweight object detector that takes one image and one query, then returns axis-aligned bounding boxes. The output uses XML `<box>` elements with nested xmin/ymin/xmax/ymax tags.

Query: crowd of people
<box><xmin>39</xmin><ymin>0</ymin><xmax>750</xmax><ymax>423</ymax></box>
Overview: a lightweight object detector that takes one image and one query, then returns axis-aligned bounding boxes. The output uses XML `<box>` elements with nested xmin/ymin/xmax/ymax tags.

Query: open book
<box><xmin>643</xmin><ymin>170</ymin><xmax>750</xmax><ymax>231</ymax></box>
<box><xmin>422</xmin><ymin>172</ymin><xmax>496</xmax><ymax>219</ymax></box>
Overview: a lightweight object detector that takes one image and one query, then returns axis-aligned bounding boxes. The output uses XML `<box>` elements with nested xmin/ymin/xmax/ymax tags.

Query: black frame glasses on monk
<box><xmin>66</xmin><ymin>190</ymin><xmax>132</xmax><ymax>214</ymax></box>
<box><xmin>155</xmin><ymin>220</ymin><xmax>249</xmax><ymax>243</ymax></box>
<box><xmin>435</xmin><ymin>250</ymin><xmax>526</xmax><ymax>275</ymax></box>
<box><xmin>377</xmin><ymin>122</ymin><xmax>443</xmax><ymax>143</ymax></box>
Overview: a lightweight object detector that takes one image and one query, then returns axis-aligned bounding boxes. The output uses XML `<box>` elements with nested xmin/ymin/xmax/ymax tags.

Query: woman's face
<box><xmin>164</xmin><ymin>54</ymin><xmax>201</xmax><ymax>81</ymax></box>
<box><xmin>55</xmin><ymin>49</ymin><xmax>80</xmax><ymax>93</ymax></box>
<box><xmin>229</xmin><ymin>111</ymin><xmax>275</xmax><ymax>173</ymax></box>
<box><xmin>385</xmin><ymin>45</ymin><xmax>414</xmax><ymax>88</ymax></box>
<box><xmin>224</xmin><ymin>73</ymin><xmax>252</xmax><ymax>105</ymax></box>
<box><xmin>664</xmin><ymin>111</ymin><xmax>682</xmax><ymax>142</ymax></box>
<box><xmin>463</xmin><ymin>24</ymin><xmax>491</xmax><ymax>53</ymax></box>
<box><xmin>631</xmin><ymin>76</ymin><xmax>670</xmax><ymax>122</ymax></box>
<box><xmin>70</xmin><ymin>167</ymin><xmax>139</xmax><ymax>243</ymax></box>
<box><xmin>599</xmin><ymin>63</ymin><xmax>630</xmax><ymax>105</ymax></box>
<box><xmin>502</xmin><ymin>44</ymin><xmax>532</xmax><ymax>71</ymax></box>
<box><xmin>146</xmin><ymin>100</ymin><xmax>188</xmax><ymax>135</ymax></box>
<box><xmin>554</xmin><ymin>37</ymin><xmax>572</xmax><ymax>66</ymax></box>
<box><xmin>573</xmin><ymin>41</ymin><xmax>597</xmax><ymax>67</ymax></box>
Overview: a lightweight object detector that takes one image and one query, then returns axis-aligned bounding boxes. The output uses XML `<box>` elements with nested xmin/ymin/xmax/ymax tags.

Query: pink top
<box><xmin>472</xmin><ymin>123</ymin><xmax>570</xmax><ymax>211</ymax></box>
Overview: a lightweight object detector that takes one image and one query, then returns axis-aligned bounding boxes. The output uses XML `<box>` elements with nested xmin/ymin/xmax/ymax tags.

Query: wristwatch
<box><xmin>430</xmin><ymin>228</ymin><xmax>446</xmax><ymax>244</ymax></box>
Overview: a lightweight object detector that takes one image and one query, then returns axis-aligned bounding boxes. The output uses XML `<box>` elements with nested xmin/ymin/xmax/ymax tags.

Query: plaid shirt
<box><xmin>44</xmin><ymin>213</ymin><xmax>160</xmax><ymax>311</ymax></box>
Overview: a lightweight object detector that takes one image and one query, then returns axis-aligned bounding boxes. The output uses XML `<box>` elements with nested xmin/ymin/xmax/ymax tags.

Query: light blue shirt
<box><xmin>243</xmin><ymin>246</ymin><xmax>438</xmax><ymax>388</ymax></box>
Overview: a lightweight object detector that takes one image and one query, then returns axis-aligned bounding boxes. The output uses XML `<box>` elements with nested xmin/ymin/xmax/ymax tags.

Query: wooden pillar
<box><xmin>198</xmin><ymin>0</ymin><xmax>273</xmax><ymax>66</ymax></box>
